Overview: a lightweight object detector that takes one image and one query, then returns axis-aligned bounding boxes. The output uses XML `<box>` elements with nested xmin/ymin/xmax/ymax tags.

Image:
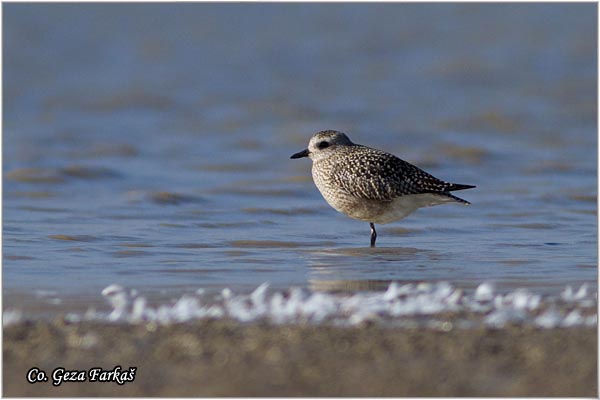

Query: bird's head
<box><xmin>290</xmin><ymin>130</ymin><xmax>354</xmax><ymax>161</ymax></box>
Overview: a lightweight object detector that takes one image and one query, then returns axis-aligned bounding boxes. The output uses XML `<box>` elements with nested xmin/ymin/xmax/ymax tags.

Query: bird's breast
<box><xmin>311</xmin><ymin>161</ymin><xmax>389</xmax><ymax>222</ymax></box>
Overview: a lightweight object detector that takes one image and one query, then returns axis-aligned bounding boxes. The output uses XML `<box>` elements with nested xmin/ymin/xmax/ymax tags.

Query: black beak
<box><xmin>290</xmin><ymin>148</ymin><xmax>310</xmax><ymax>159</ymax></box>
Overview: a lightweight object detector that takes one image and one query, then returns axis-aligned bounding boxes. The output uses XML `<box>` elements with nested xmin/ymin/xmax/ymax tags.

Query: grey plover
<box><xmin>291</xmin><ymin>130</ymin><xmax>475</xmax><ymax>247</ymax></box>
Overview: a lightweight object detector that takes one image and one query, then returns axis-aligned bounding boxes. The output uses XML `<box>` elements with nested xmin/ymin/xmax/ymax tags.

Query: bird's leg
<box><xmin>370</xmin><ymin>223</ymin><xmax>377</xmax><ymax>247</ymax></box>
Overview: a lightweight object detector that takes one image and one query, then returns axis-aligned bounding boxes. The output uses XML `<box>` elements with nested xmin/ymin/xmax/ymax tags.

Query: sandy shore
<box><xmin>3</xmin><ymin>319</ymin><xmax>596</xmax><ymax>397</ymax></box>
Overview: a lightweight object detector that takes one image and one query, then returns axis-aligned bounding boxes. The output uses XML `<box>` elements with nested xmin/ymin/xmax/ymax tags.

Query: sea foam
<box><xmin>58</xmin><ymin>281</ymin><xmax>597</xmax><ymax>329</ymax></box>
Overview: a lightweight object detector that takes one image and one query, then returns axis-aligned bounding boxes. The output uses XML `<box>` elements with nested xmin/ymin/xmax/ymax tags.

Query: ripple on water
<box><xmin>59</xmin><ymin>166</ymin><xmax>120</xmax><ymax>179</ymax></box>
<box><xmin>568</xmin><ymin>194</ymin><xmax>596</xmax><ymax>203</ymax></box>
<box><xmin>6</xmin><ymin>165</ymin><xmax>120</xmax><ymax>183</ymax></box>
<box><xmin>48</xmin><ymin>234</ymin><xmax>98</xmax><ymax>242</ymax></box>
<box><xmin>6</xmin><ymin>168</ymin><xmax>64</xmax><ymax>183</ymax></box>
<box><xmin>242</xmin><ymin>207</ymin><xmax>319</xmax><ymax>216</ymax></box>
<box><xmin>286</xmin><ymin>175</ymin><xmax>313</xmax><ymax>183</ymax></box>
<box><xmin>212</xmin><ymin>186</ymin><xmax>300</xmax><ymax>197</ymax></box>
<box><xmin>125</xmin><ymin>190</ymin><xmax>204</xmax><ymax>205</ymax></box>
<box><xmin>147</xmin><ymin>191</ymin><xmax>203</xmax><ymax>205</ymax></box>
<box><xmin>75</xmin><ymin>143</ymin><xmax>138</xmax><ymax>158</ymax></box>
<box><xmin>487</xmin><ymin>223</ymin><xmax>559</xmax><ymax>230</ymax></box>
<box><xmin>438</xmin><ymin>109</ymin><xmax>522</xmax><ymax>134</ymax></box>
<box><xmin>5</xmin><ymin>255</ymin><xmax>35</xmax><ymax>260</ymax></box>
<box><xmin>11</xmin><ymin>191</ymin><xmax>55</xmax><ymax>198</ymax></box>
<box><xmin>436</xmin><ymin>143</ymin><xmax>490</xmax><ymax>165</ymax></box>
<box><xmin>19</xmin><ymin>206</ymin><xmax>69</xmax><ymax>213</ymax></box>
<box><xmin>195</xmin><ymin>222</ymin><xmax>256</xmax><ymax>229</ymax></box>
<box><xmin>43</xmin><ymin>88</ymin><xmax>173</xmax><ymax>112</ymax></box>
<box><xmin>381</xmin><ymin>227</ymin><xmax>422</xmax><ymax>236</ymax></box>
<box><xmin>197</xmin><ymin>163</ymin><xmax>264</xmax><ymax>172</ymax></box>
<box><xmin>159</xmin><ymin>223</ymin><xmax>188</xmax><ymax>228</ymax></box>
<box><xmin>568</xmin><ymin>209</ymin><xmax>596</xmax><ymax>215</ymax></box>
<box><xmin>222</xmin><ymin>250</ymin><xmax>255</xmax><ymax>257</ymax></box>
<box><xmin>112</xmin><ymin>250</ymin><xmax>150</xmax><ymax>258</ymax></box>
<box><xmin>498</xmin><ymin>259</ymin><xmax>538</xmax><ymax>266</ymax></box>
<box><xmin>229</xmin><ymin>240</ymin><xmax>326</xmax><ymax>249</ymax></box>
<box><xmin>64</xmin><ymin>247</ymin><xmax>88</xmax><ymax>253</ymax></box>
<box><xmin>119</xmin><ymin>243</ymin><xmax>155</xmax><ymax>248</ymax></box>
<box><xmin>174</xmin><ymin>243</ymin><xmax>219</xmax><ymax>249</ymax></box>
<box><xmin>307</xmin><ymin>246</ymin><xmax>424</xmax><ymax>258</ymax></box>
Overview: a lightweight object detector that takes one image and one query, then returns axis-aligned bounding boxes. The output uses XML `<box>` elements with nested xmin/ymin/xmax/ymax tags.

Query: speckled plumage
<box><xmin>291</xmin><ymin>130</ymin><xmax>475</xmax><ymax>246</ymax></box>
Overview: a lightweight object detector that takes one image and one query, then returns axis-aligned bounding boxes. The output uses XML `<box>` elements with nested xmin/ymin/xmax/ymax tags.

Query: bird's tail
<box><xmin>442</xmin><ymin>182</ymin><xmax>475</xmax><ymax>204</ymax></box>
<box><xmin>446</xmin><ymin>183</ymin><xmax>476</xmax><ymax>191</ymax></box>
<box><xmin>442</xmin><ymin>192</ymin><xmax>471</xmax><ymax>205</ymax></box>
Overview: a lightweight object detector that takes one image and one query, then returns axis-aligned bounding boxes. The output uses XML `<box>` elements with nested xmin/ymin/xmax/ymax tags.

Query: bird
<box><xmin>290</xmin><ymin>130</ymin><xmax>475</xmax><ymax>247</ymax></box>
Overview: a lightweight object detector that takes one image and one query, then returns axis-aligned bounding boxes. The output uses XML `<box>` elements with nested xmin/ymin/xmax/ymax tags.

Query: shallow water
<box><xmin>4</xmin><ymin>4</ymin><xmax>597</xmax><ymax>320</ymax></box>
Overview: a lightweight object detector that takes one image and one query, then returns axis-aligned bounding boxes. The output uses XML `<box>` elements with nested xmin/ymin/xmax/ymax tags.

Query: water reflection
<box><xmin>309</xmin><ymin>279</ymin><xmax>394</xmax><ymax>293</ymax></box>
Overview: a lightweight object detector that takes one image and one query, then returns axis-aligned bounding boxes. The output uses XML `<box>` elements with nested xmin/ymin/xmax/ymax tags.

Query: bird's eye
<box><xmin>317</xmin><ymin>141</ymin><xmax>330</xmax><ymax>149</ymax></box>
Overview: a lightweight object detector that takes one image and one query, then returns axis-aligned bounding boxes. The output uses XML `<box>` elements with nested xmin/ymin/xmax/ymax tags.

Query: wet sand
<box><xmin>3</xmin><ymin>319</ymin><xmax>596</xmax><ymax>397</ymax></box>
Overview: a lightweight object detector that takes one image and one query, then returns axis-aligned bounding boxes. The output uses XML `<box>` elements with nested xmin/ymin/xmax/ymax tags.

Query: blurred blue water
<box><xmin>4</xmin><ymin>3</ymin><xmax>596</xmax><ymax>316</ymax></box>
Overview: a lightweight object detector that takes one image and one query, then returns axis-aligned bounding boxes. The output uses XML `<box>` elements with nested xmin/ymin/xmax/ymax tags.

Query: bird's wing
<box><xmin>331</xmin><ymin>147</ymin><xmax>458</xmax><ymax>201</ymax></box>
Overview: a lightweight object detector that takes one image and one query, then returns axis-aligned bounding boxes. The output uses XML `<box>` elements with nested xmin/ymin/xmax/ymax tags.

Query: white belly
<box><xmin>315</xmin><ymin>178</ymin><xmax>456</xmax><ymax>224</ymax></box>
<box><xmin>368</xmin><ymin>193</ymin><xmax>457</xmax><ymax>224</ymax></box>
